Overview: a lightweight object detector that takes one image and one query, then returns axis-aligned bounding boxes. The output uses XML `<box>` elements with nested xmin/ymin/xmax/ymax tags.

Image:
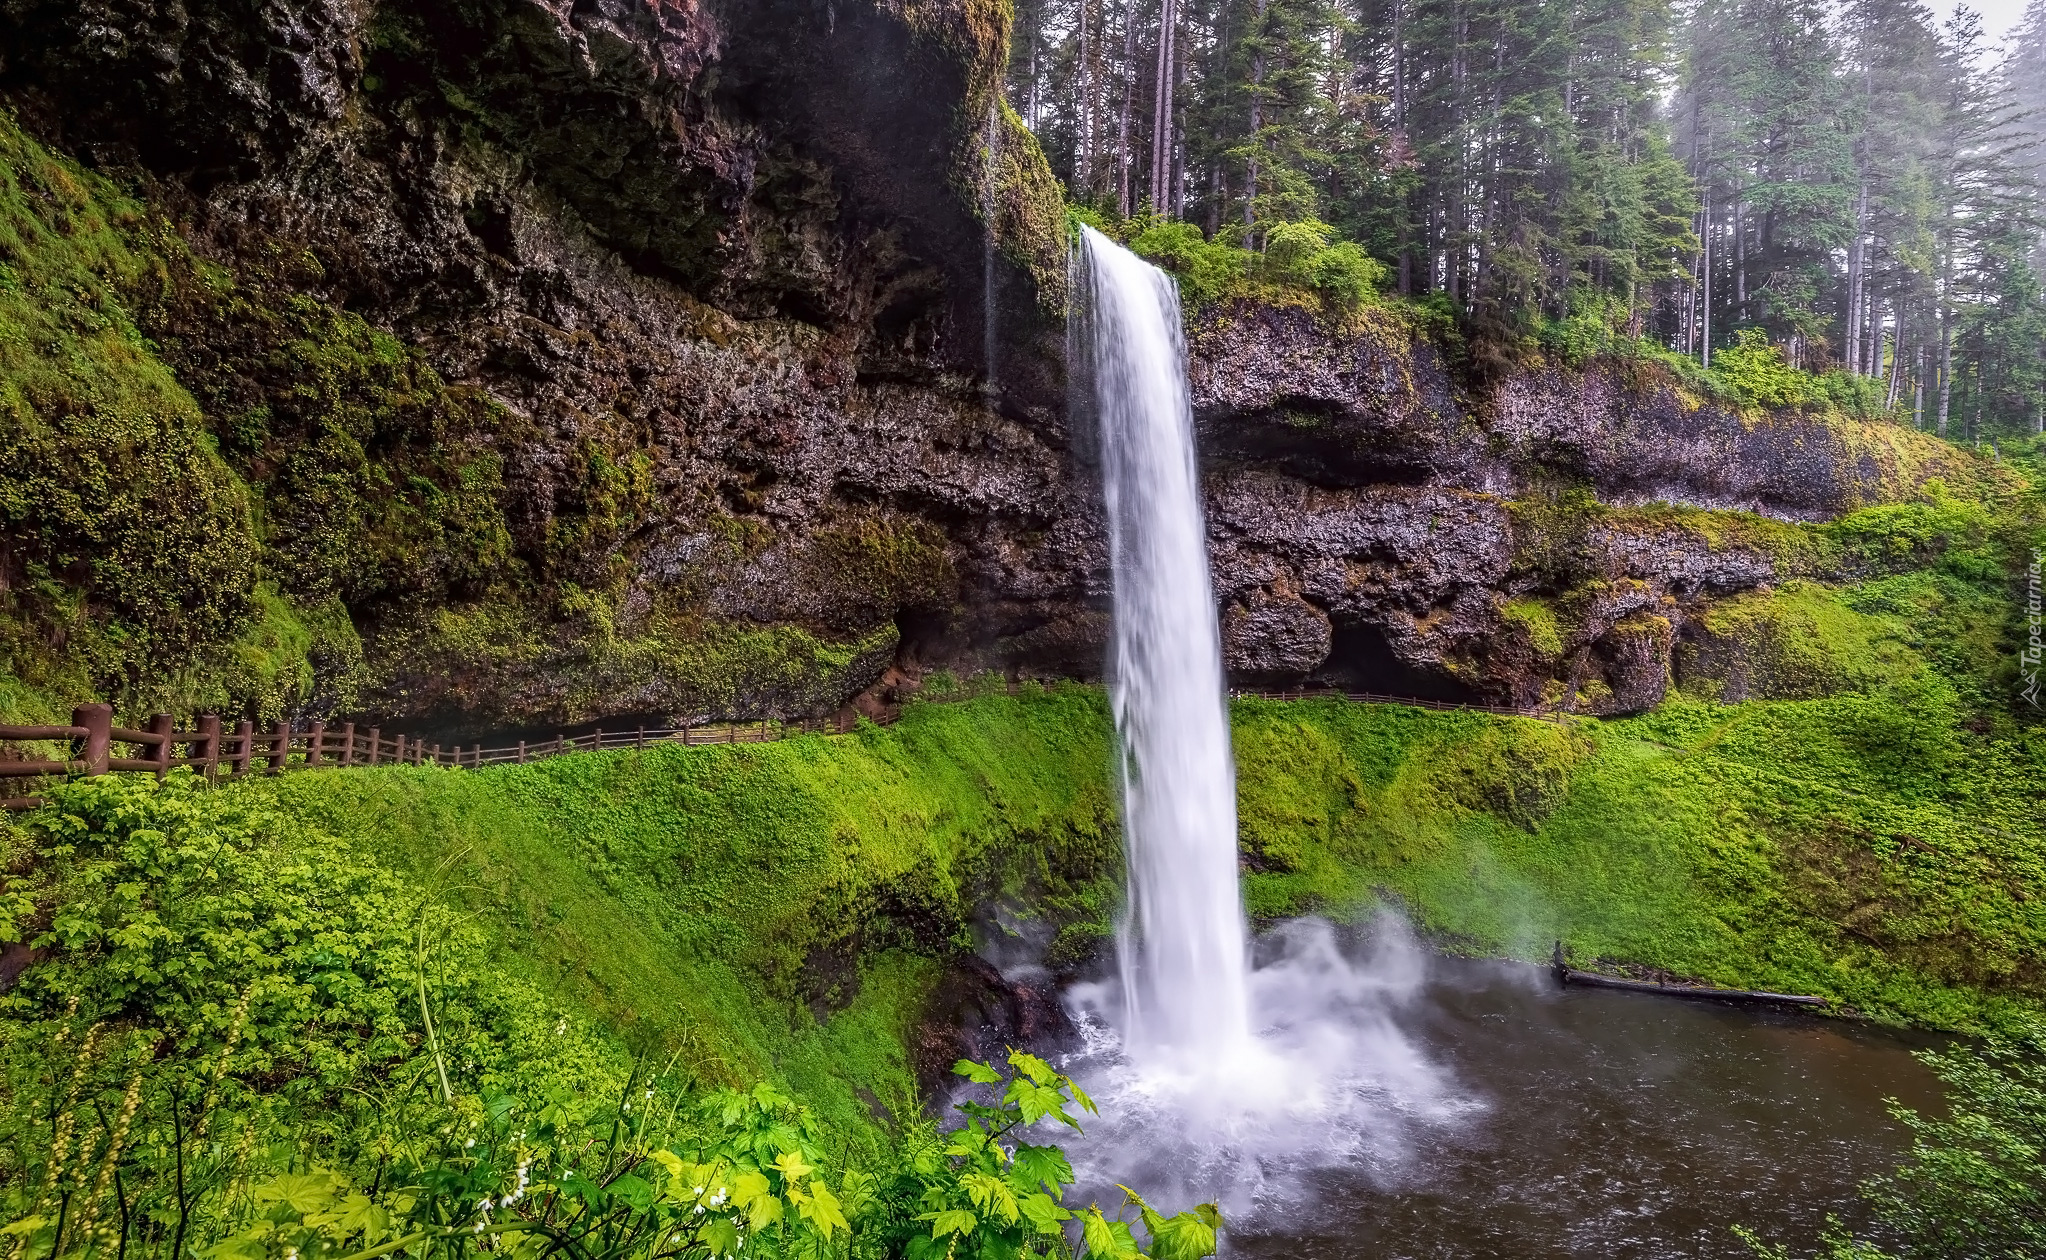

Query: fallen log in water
<box><xmin>1550</xmin><ymin>943</ymin><xmax>1826</xmax><ymax>1008</ymax></box>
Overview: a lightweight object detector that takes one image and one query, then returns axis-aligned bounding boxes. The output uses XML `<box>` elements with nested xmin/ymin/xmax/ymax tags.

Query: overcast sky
<box><xmin>1934</xmin><ymin>0</ymin><xmax>2031</xmax><ymax>47</ymax></box>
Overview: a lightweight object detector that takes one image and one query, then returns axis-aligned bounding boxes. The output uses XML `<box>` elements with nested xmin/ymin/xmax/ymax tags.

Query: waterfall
<box><xmin>1073</xmin><ymin>225</ymin><xmax>1252</xmax><ymax>1067</ymax></box>
<box><xmin>1058</xmin><ymin>227</ymin><xmax>1457</xmax><ymax>1217</ymax></box>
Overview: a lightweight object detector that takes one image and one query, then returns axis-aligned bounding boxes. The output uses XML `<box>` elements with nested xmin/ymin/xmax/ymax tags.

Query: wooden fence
<box><xmin>0</xmin><ymin>704</ymin><xmax>864</xmax><ymax>811</ymax></box>
<box><xmin>0</xmin><ymin>686</ymin><xmax>1564</xmax><ymax>811</ymax></box>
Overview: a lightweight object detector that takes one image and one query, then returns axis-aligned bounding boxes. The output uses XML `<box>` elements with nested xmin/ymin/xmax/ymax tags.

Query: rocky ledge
<box><xmin>0</xmin><ymin>0</ymin><xmax>2000</xmax><ymax>726</ymax></box>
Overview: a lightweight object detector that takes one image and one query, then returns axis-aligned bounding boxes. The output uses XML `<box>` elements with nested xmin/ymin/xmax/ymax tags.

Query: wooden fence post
<box><xmin>233</xmin><ymin>720</ymin><xmax>254</xmax><ymax>777</ymax></box>
<box><xmin>366</xmin><ymin>727</ymin><xmax>380</xmax><ymax>766</ymax></box>
<box><xmin>636</xmin><ymin>727</ymin><xmax>645</xmax><ymax>749</ymax></box>
<box><xmin>268</xmin><ymin>722</ymin><xmax>291</xmax><ymax>774</ymax></box>
<box><xmin>71</xmin><ymin>703</ymin><xmax>113</xmax><ymax>775</ymax></box>
<box><xmin>593</xmin><ymin>728</ymin><xmax>603</xmax><ymax>753</ymax></box>
<box><xmin>393</xmin><ymin>734</ymin><xmax>406</xmax><ymax>765</ymax></box>
<box><xmin>148</xmin><ymin>714</ymin><xmax>174</xmax><ymax>779</ymax></box>
<box><xmin>196</xmin><ymin>714</ymin><xmax>221</xmax><ymax>782</ymax></box>
<box><xmin>517</xmin><ymin>740</ymin><xmax>526</xmax><ymax>764</ymax></box>
<box><xmin>306</xmin><ymin>720</ymin><xmax>325</xmax><ymax>768</ymax></box>
<box><xmin>430</xmin><ymin>743</ymin><xmax>441</xmax><ymax>766</ymax></box>
<box><xmin>341</xmin><ymin>723</ymin><xmax>356</xmax><ymax>766</ymax></box>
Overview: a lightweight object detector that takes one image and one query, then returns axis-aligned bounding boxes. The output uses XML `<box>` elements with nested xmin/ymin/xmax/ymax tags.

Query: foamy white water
<box><xmin>1074</xmin><ymin>225</ymin><xmax>1251</xmax><ymax>1067</ymax></box>
<box><xmin>1062</xmin><ymin>228</ymin><xmax>1466</xmax><ymax>1222</ymax></box>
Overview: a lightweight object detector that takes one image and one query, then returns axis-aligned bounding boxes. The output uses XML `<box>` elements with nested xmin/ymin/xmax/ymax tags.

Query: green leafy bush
<box><xmin>1118</xmin><ymin>213</ymin><xmax>1385</xmax><ymax>314</ymax></box>
<box><xmin>0</xmin><ymin>770</ymin><xmax>629</xmax><ymax>1259</ymax></box>
<box><xmin>1126</xmin><ymin>221</ymin><xmax>1248</xmax><ymax>307</ymax></box>
<box><xmin>1706</xmin><ymin>329</ymin><xmax>1818</xmax><ymax>409</ymax></box>
<box><xmin>1305</xmin><ymin>242</ymin><xmax>1387</xmax><ymax>315</ymax></box>
<box><xmin>1739</xmin><ymin>1024</ymin><xmax>2046</xmax><ymax>1260</ymax></box>
<box><xmin>1256</xmin><ymin>219</ymin><xmax>1335</xmax><ymax>286</ymax></box>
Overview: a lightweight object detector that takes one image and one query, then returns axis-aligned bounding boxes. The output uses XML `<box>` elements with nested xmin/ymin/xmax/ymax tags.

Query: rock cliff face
<box><xmin>1184</xmin><ymin>303</ymin><xmax>1978</xmax><ymax>712</ymax></box>
<box><xmin>0</xmin><ymin>0</ymin><xmax>1988</xmax><ymax>725</ymax></box>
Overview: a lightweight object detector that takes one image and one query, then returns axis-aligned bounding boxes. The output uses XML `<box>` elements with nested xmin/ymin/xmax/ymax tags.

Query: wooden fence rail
<box><xmin>0</xmin><ymin>704</ymin><xmax>866</xmax><ymax>811</ymax></box>
<box><xmin>0</xmin><ymin>686</ymin><xmax>1564</xmax><ymax>811</ymax></box>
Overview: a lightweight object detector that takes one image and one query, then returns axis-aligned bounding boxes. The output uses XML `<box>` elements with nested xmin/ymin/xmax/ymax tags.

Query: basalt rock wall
<box><xmin>0</xmin><ymin>0</ymin><xmax>1989</xmax><ymax>725</ymax></box>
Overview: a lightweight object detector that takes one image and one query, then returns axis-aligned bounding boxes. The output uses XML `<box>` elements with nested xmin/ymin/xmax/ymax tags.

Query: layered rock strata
<box><xmin>0</xmin><ymin>0</ymin><xmax>1988</xmax><ymax>722</ymax></box>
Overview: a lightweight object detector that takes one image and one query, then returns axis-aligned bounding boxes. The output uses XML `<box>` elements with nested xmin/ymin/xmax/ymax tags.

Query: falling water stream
<box><xmin>1076</xmin><ymin>224</ymin><xmax>1252</xmax><ymax>1065</ymax></box>
<box><xmin>1064</xmin><ymin>227</ymin><xmax>1462</xmax><ymax>1216</ymax></box>
<box><xmin>1053</xmin><ymin>228</ymin><xmax>1939</xmax><ymax>1254</ymax></box>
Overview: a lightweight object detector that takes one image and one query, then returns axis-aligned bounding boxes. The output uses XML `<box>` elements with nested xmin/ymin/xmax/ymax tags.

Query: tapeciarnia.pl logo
<box><xmin>2025</xmin><ymin>549</ymin><xmax>2044</xmax><ymax>708</ymax></box>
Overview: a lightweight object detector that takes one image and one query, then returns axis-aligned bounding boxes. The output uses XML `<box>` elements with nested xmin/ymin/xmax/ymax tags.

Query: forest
<box><xmin>1014</xmin><ymin>0</ymin><xmax>2046</xmax><ymax>438</ymax></box>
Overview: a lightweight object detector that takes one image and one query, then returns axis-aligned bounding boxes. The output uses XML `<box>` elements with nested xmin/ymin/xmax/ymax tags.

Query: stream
<box><xmin>1225</xmin><ymin>954</ymin><xmax>1945</xmax><ymax>1259</ymax></box>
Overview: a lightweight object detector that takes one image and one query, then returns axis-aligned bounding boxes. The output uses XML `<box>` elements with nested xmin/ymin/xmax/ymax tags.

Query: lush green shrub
<box><xmin>1117</xmin><ymin>212</ymin><xmax>1385</xmax><ymax>313</ymax></box>
<box><xmin>1305</xmin><ymin>242</ymin><xmax>1386</xmax><ymax>314</ymax></box>
<box><xmin>0</xmin><ymin>771</ymin><xmax>629</xmax><ymax>1259</ymax></box>
<box><xmin>1126</xmin><ymin>221</ymin><xmax>1248</xmax><ymax>307</ymax></box>
<box><xmin>1739</xmin><ymin>1025</ymin><xmax>2046</xmax><ymax>1260</ymax></box>
<box><xmin>1256</xmin><ymin>219</ymin><xmax>1335</xmax><ymax>287</ymax></box>
<box><xmin>1708</xmin><ymin>329</ymin><xmax>1818</xmax><ymax>409</ymax></box>
<box><xmin>176</xmin><ymin>1052</ymin><xmax>1219</xmax><ymax>1260</ymax></box>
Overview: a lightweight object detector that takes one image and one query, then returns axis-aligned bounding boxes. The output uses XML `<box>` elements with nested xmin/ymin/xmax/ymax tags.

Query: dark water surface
<box><xmin>1231</xmin><ymin>957</ymin><xmax>1945</xmax><ymax>1259</ymax></box>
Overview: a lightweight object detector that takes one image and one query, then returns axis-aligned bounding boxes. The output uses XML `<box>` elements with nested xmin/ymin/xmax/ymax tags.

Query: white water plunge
<box><xmin>1074</xmin><ymin>225</ymin><xmax>1253</xmax><ymax>1066</ymax></box>
<box><xmin>1063</xmin><ymin>227</ymin><xmax>1467</xmax><ymax>1218</ymax></box>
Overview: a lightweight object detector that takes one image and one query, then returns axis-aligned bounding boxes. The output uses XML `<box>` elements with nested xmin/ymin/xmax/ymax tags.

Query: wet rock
<box><xmin>1223</xmin><ymin>580</ymin><xmax>1333</xmax><ymax>678</ymax></box>
<box><xmin>912</xmin><ymin>955</ymin><xmax>1077</xmax><ymax>1105</ymax></box>
<box><xmin>0</xmin><ymin>0</ymin><xmax>1987</xmax><ymax>724</ymax></box>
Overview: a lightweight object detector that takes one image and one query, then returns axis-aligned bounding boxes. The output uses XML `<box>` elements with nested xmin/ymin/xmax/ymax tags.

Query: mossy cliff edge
<box><xmin>0</xmin><ymin>0</ymin><xmax>2034</xmax><ymax>732</ymax></box>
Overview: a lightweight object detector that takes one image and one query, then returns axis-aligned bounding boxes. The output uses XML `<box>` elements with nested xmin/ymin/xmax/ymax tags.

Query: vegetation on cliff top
<box><xmin>1022</xmin><ymin>0</ymin><xmax>2046</xmax><ymax>441</ymax></box>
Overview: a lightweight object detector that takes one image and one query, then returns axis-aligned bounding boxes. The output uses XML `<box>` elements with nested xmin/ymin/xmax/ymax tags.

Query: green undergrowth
<box><xmin>0</xmin><ymin>685</ymin><xmax>1125</xmax><ymax>1252</ymax></box>
<box><xmin>5</xmin><ymin>676</ymin><xmax>2045</xmax><ymax>1255</ymax></box>
<box><xmin>1231</xmin><ymin>688</ymin><xmax>2046</xmax><ymax>1030</ymax></box>
<box><xmin>251</xmin><ymin>684</ymin><xmax>1121</xmax><ymax>1145</ymax></box>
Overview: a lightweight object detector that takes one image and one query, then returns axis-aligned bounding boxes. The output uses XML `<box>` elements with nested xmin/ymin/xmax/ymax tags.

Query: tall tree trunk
<box><xmin>1117</xmin><ymin>0</ymin><xmax>1137</xmax><ymax>217</ymax></box>
<box><xmin>1734</xmin><ymin>188</ymin><xmax>1745</xmax><ymax>316</ymax></box>
<box><xmin>1077</xmin><ymin>0</ymin><xmax>1094</xmax><ymax>194</ymax></box>
<box><xmin>1846</xmin><ymin>175</ymin><xmax>1868</xmax><ymax>374</ymax></box>
<box><xmin>1886</xmin><ymin>307</ymin><xmax>1904</xmax><ymax>408</ymax></box>
<box><xmin>1449</xmin><ymin>0</ymin><xmax>1468</xmax><ymax>304</ymax></box>
<box><xmin>1938</xmin><ymin>273</ymin><xmax>1954</xmax><ymax>438</ymax></box>
<box><xmin>1393</xmin><ymin>0</ymin><xmax>1412</xmax><ymax>294</ymax></box>
<box><xmin>1702</xmin><ymin>182</ymin><xmax>1713</xmax><ymax>367</ymax></box>
<box><xmin>1150</xmin><ymin>0</ymin><xmax>1178</xmax><ymax>213</ymax></box>
<box><xmin>1245</xmin><ymin>0</ymin><xmax>1268</xmax><ymax>228</ymax></box>
<box><xmin>1025</xmin><ymin>4</ymin><xmax>1040</xmax><ymax>130</ymax></box>
<box><xmin>1914</xmin><ymin>343</ymin><xmax>1925</xmax><ymax>429</ymax></box>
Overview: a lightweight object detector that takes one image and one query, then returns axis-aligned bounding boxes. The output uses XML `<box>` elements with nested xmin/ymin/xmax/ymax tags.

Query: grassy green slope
<box><xmin>235</xmin><ymin>665</ymin><xmax>2045</xmax><ymax>1139</ymax></box>
<box><xmin>7</xmin><ymin>669</ymin><xmax>2039</xmax><ymax>1216</ymax></box>
<box><xmin>1234</xmin><ymin>687</ymin><xmax>2046</xmax><ymax>1030</ymax></box>
<box><xmin>255</xmin><ymin>685</ymin><xmax>1120</xmax><ymax>1146</ymax></box>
